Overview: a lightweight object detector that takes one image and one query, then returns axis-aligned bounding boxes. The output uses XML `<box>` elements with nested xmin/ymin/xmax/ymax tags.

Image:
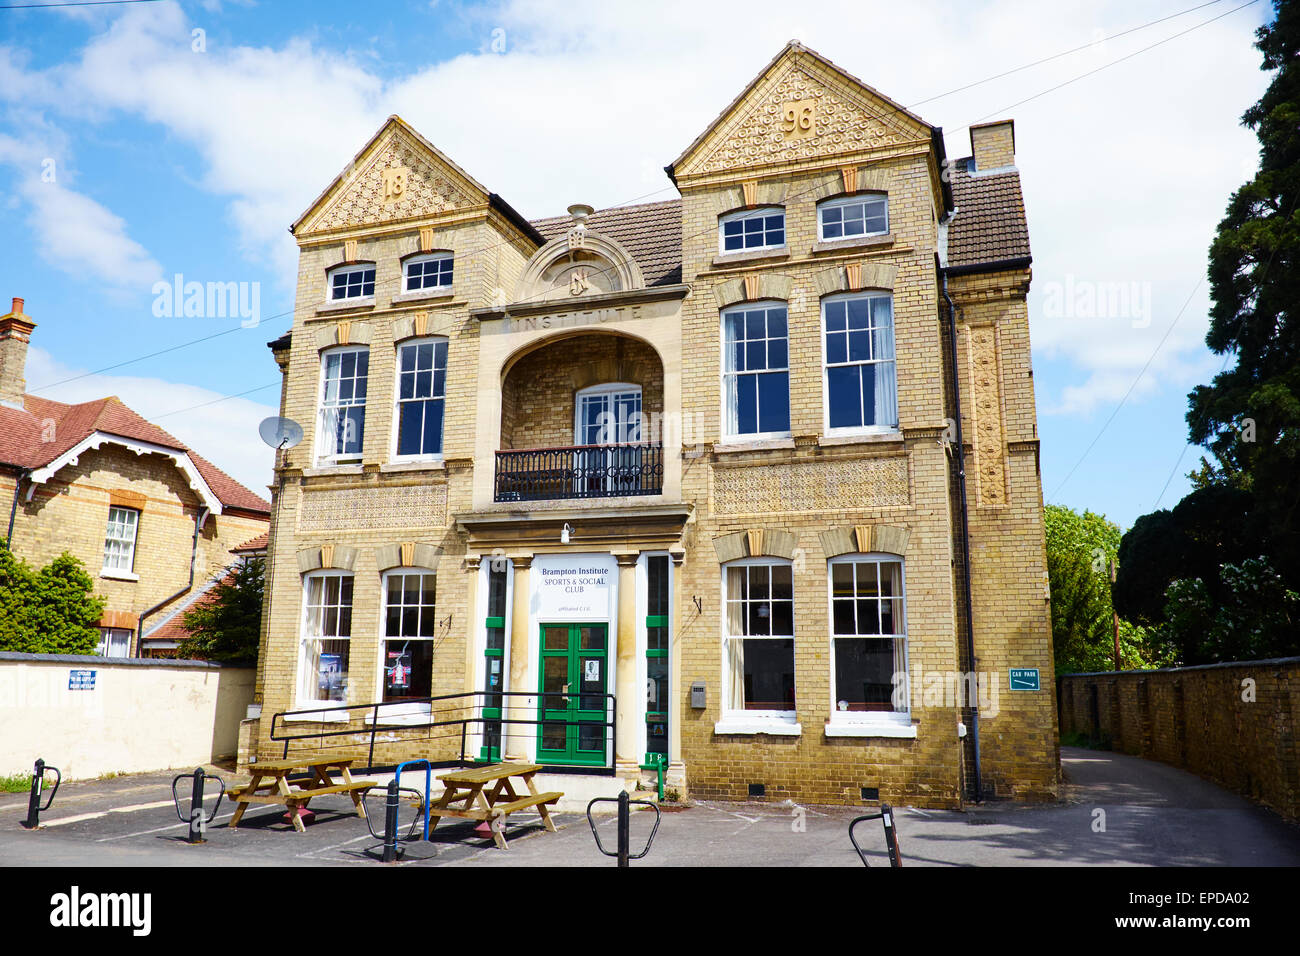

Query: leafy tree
<box><xmin>28</xmin><ymin>553</ymin><xmax>104</xmax><ymax>654</ymax></box>
<box><xmin>176</xmin><ymin>558</ymin><xmax>264</xmax><ymax>665</ymax></box>
<box><xmin>0</xmin><ymin>540</ymin><xmax>38</xmax><ymax>651</ymax></box>
<box><xmin>1188</xmin><ymin>0</ymin><xmax>1300</xmax><ymax>585</ymax></box>
<box><xmin>1157</xmin><ymin>556</ymin><xmax>1300</xmax><ymax>664</ymax></box>
<box><xmin>1112</xmin><ymin>484</ymin><xmax>1254</xmax><ymax>628</ymax></box>
<box><xmin>1044</xmin><ymin>505</ymin><xmax>1162</xmax><ymax>674</ymax></box>
<box><xmin>0</xmin><ymin>539</ymin><xmax>103</xmax><ymax>654</ymax></box>
<box><xmin>1114</xmin><ymin>4</ymin><xmax>1299</xmax><ymax>660</ymax></box>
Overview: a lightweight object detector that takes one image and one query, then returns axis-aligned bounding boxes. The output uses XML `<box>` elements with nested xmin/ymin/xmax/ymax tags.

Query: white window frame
<box><xmin>374</xmin><ymin>568</ymin><xmax>438</xmax><ymax>721</ymax></box>
<box><xmin>316</xmin><ymin>345</ymin><xmax>369</xmax><ymax>464</ymax></box>
<box><xmin>573</xmin><ymin>382</ymin><xmax>643</xmax><ymax>446</ymax></box>
<box><xmin>821</xmin><ymin>291</ymin><xmax>899</xmax><ymax>436</ymax></box>
<box><xmin>826</xmin><ymin>554</ymin><xmax>911</xmax><ymax>734</ymax></box>
<box><xmin>817</xmin><ymin>193</ymin><xmax>889</xmax><ymax>243</ymax></box>
<box><xmin>717</xmin><ymin>557</ymin><xmax>799</xmax><ymax>732</ymax></box>
<box><xmin>720</xmin><ymin>300</ymin><xmax>791</xmax><ymax>442</ymax></box>
<box><xmin>97</xmin><ymin>627</ymin><xmax>131</xmax><ymax>658</ymax></box>
<box><xmin>102</xmin><ymin>506</ymin><xmax>139</xmax><ymax>573</ymax></box>
<box><xmin>718</xmin><ymin>206</ymin><xmax>786</xmax><ymax>254</ymax></box>
<box><xmin>296</xmin><ymin>570</ymin><xmax>354</xmax><ymax>714</ymax></box>
<box><xmin>325</xmin><ymin>263</ymin><xmax>376</xmax><ymax>302</ymax></box>
<box><xmin>402</xmin><ymin>252</ymin><xmax>454</xmax><ymax>294</ymax></box>
<box><xmin>391</xmin><ymin>337</ymin><xmax>449</xmax><ymax>462</ymax></box>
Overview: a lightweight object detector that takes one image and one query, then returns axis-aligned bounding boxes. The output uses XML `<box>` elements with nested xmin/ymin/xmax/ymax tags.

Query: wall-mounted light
<box><xmin>692</xmin><ymin>595</ymin><xmax>703</xmax><ymax>614</ymax></box>
<box><xmin>561</xmin><ymin>522</ymin><xmax>573</xmax><ymax>545</ymax></box>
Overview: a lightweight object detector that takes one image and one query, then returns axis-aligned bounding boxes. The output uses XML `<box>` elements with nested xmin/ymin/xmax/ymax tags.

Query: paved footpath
<box><xmin>1</xmin><ymin>748</ymin><xmax>1297</xmax><ymax>867</ymax></box>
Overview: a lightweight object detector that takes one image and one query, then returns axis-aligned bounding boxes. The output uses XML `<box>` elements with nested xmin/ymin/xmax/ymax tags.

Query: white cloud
<box><xmin>24</xmin><ymin>347</ymin><xmax>277</xmax><ymax>501</ymax></box>
<box><xmin>18</xmin><ymin>177</ymin><xmax>164</xmax><ymax>289</ymax></box>
<box><xmin>0</xmin><ymin>121</ymin><xmax>162</xmax><ymax>290</ymax></box>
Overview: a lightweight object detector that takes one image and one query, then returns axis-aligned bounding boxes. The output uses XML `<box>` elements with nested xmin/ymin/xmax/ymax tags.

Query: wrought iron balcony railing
<box><xmin>494</xmin><ymin>442</ymin><xmax>663</xmax><ymax>502</ymax></box>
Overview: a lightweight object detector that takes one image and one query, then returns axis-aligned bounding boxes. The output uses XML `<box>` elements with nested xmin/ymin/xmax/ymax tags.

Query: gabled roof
<box><xmin>290</xmin><ymin>115</ymin><xmax>544</xmax><ymax>244</ymax></box>
<box><xmin>0</xmin><ymin>395</ymin><xmax>270</xmax><ymax>515</ymax></box>
<box><xmin>668</xmin><ymin>40</ymin><xmax>936</xmax><ymax>182</ymax></box>
<box><xmin>531</xmin><ymin>199</ymin><xmax>683</xmax><ymax>287</ymax></box>
<box><xmin>948</xmin><ymin>159</ymin><xmax>1032</xmax><ymax>271</ymax></box>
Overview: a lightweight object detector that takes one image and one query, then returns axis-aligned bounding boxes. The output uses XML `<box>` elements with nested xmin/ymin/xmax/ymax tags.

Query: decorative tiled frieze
<box><xmin>713</xmin><ymin>456</ymin><xmax>909</xmax><ymax>515</ymax></box>
<box><xmin>298</xmin><ymin>484</ymin><xmax>448</xmax><ymax>532</ymax></box>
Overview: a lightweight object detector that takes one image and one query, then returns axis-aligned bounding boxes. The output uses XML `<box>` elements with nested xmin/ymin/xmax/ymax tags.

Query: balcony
<box><xmin>494</xmin><ymin>442</ymin><xmax>663</xmax><ymax>503</ymax></box>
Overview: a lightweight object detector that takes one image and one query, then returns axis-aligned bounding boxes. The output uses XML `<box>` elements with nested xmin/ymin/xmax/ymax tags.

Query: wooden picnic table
<box><xmin>427</xmin><ymin>762</ymin><xmax>561</xmax><ymax>849</ymax></box>
<box><xmin>227</xmin><ymin>753</ymin><xmax>376</xmax><ymax>833</ymax></box>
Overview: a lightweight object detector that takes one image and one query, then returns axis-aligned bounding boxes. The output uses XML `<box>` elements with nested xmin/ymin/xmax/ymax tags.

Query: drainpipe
<box><xmin>940</xmin><ymin>255</ymin><xmax>984</xmax><ymax>804</ymax></box>
<box><xmin>135</xmin><ymin>505</ymin><xmax>208</xmax><ymax>657</ymax></box>
<box><xmin>6</xmin><ymin>467</ymin><xmax>27</xmax><ymax>546</ymax></box>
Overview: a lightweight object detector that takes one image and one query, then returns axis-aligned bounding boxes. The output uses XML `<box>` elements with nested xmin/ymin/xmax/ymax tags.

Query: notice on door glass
<box><xmin>585</xmin><ymin>659</ymin><xmax>600</xmax><ymax>682</ymax></box>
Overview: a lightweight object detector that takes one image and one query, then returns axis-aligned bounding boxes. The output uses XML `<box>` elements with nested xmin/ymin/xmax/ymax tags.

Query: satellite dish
<box><xmin>259</xmin><ymin>416</ymin><xmax>303</xmax><ymax>450</ymax></box>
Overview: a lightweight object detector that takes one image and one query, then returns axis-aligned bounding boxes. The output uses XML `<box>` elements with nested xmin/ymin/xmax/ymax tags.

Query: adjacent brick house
<box><xmin>251</xmin><ymin>41</ymin><xmax>1056</xmax><ymax>806</ymax></box>
<box><xmin>0</xmin><ymin>298</ymin><xmax>271</xmax><ymax>657</ymax></box>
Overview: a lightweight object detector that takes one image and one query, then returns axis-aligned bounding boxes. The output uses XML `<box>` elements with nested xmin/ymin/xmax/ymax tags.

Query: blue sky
<box><xmin>0</xmin><ymin>0</ymin><xmax>1274</xmax><ymax>527</ymax></box>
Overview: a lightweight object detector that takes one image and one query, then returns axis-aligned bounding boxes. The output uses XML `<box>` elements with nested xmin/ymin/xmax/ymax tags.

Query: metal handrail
<box><xmin>494</xmin><ymin>441</ymin><xmax>664</xmax><ymax>502</ymax></box>
<box><xmin>268</xmin><ymin>690</ymin><xmax>617</xmax><ymax>773</ymax></box>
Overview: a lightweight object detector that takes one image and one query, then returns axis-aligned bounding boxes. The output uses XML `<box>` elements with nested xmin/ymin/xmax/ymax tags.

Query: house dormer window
<box><xmin>818</xmin><ymin>194</ymin><xmax>888</xmax><ymax>242</ymax></box>
<box><xmin>327</xmin><ymin>263</ymin><xmax>376</xmax><ymax>301</ymax></box>
<box><xmin>719</xmin><ymin>207</ymin><xmax>785</xmax><ymax>254</ymax></box>
<box><xmin>403</xmin><ymin>253</ymin><xmax>453</xmax><ymax>293</ymax></box>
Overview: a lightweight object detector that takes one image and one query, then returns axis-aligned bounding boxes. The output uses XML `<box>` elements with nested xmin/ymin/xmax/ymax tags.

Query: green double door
<box><xmin>538</xmin><ymin>623</ymin><xmax>609</xmax><ymax>766</ymax></box>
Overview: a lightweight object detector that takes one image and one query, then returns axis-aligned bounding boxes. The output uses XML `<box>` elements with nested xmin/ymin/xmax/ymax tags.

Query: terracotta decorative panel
<box><xmin>713</xmin><ymin>456</ymin><xmax>908</xmax><ymax>515</ymax></box>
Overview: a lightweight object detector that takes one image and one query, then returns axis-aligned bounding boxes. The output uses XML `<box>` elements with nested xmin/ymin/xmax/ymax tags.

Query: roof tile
<box><xmin>531</xmin><ymin>199</ymin><xmax>682</xmax><ymax>287</ymax></box>
<box><xmin>948</xmin><ymin>160</ymin><xmax>1031</xmax><ymax>269</ymax></box>
<box><xmin>0</xmin><ymin>395</ymin><xmax>269</xmax><ymax>514</ymax></box>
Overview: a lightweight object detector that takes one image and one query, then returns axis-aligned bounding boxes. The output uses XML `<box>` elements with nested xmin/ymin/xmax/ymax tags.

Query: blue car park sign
<box><xmin>1009</xmin><ymin>668</ymin><xmax>1040</xmax><ymax>691</ymax></box>
<box><xmin>68</xmin><ymin>669</ymin><xmax>97</xmax><ymax>690</ymax></box>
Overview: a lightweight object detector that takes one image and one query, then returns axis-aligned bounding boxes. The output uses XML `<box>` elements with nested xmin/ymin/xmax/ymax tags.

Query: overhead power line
<box><xmin>0</xmin><ymin>0</ymin><xmax>165</xmax><ymax>9</ymax></box>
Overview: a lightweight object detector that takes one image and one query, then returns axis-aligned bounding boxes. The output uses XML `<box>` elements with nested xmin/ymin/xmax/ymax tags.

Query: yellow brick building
<box><xmin>0</xmin><ymin>298</ymin><xmax>270</xmax><ymax>657</ymax></box>
<box><xmin>251</xmin><ymin>41</ymin><xmax>1057</xmax><ymax>806</ymax></box>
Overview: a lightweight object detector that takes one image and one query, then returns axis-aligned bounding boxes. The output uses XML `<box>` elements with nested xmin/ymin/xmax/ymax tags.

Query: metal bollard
<box><xmin>848</xmin><ymin>802</ymin><xmax>904</xmax><ymax>868</ymax></box>
<box><xmin>169</xmin><ymin>768</ymin><xmax>224</xmax><ymax>844</ymax></box>
<box><xmin>585</xmin><ymin>790</ymin><xmax>661</xmax><ymax>867</ymax></box>
<box><xmin>881</xmin><ymin>803</ymin><xmax>902</xmax><ymax>868</ymax></box>
<box><xmin>382</xmin><ymin>778</ymin><xmax>401</xmax><ymax>863</ymax></box>
<box><xmin>188</xmin><ymin>768</ymin><xmax>206</xmax><ymax>844</ymax></box>
<box><xmin>22</xmin><ymin>758</ymin><xmax>60</xmax><ymax>830</ymax></box>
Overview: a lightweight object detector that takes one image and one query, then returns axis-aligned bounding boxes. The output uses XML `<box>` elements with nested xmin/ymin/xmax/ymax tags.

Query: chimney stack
<box><xmin>0</xmin><ymin>297</ymin><xmax>36</xmax><ymax>410</ymax></box>
<box><xmin>969</xmin><ymin>119</ymin><xmax>1016</xmax><ymax>172</ymax></box>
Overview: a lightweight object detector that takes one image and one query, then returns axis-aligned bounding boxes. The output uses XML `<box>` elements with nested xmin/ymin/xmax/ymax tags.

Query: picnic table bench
<box><xmin>427</xmin><ymin>762</ymin><xmax>561</xmax><ymax>849</ymax></box>
<box><xmin>227</xmin><ymin>754</ymin><xmax>376</xmax><ymax>833</ymax></box>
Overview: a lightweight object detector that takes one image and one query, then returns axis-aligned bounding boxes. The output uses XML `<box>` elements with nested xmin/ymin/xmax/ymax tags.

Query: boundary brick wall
<box><xmin>1059</xmin><ymin>658</ymin><xmax>1300</xmax><ymax>822</ymax></box>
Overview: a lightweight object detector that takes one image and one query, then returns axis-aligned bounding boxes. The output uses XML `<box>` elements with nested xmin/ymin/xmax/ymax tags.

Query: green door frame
<box><xmin>537</xmin><ymin>622</ymin><xmax>609</xmax><ymax>767</ymax></box>
<box><xmin>478</xmin><ymin>614</ymin><xmax>505</xmax><ymax>762</ymax></box>
<box><xmin>645</xmin><ymin>612</ymin><xmax>668</xmax><ymax>766</ymax></box>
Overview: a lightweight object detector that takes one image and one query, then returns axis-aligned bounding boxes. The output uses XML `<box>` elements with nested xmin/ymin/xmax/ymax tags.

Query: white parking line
<box><xmin>39</xmin><ymin>798</ymin><xmax>185</xmax><ymax>828</ymax></box>
<box><xmin>95</xmin><ymin>805</ymin><xmax>283</xmax><ymax>842</ymax></box>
